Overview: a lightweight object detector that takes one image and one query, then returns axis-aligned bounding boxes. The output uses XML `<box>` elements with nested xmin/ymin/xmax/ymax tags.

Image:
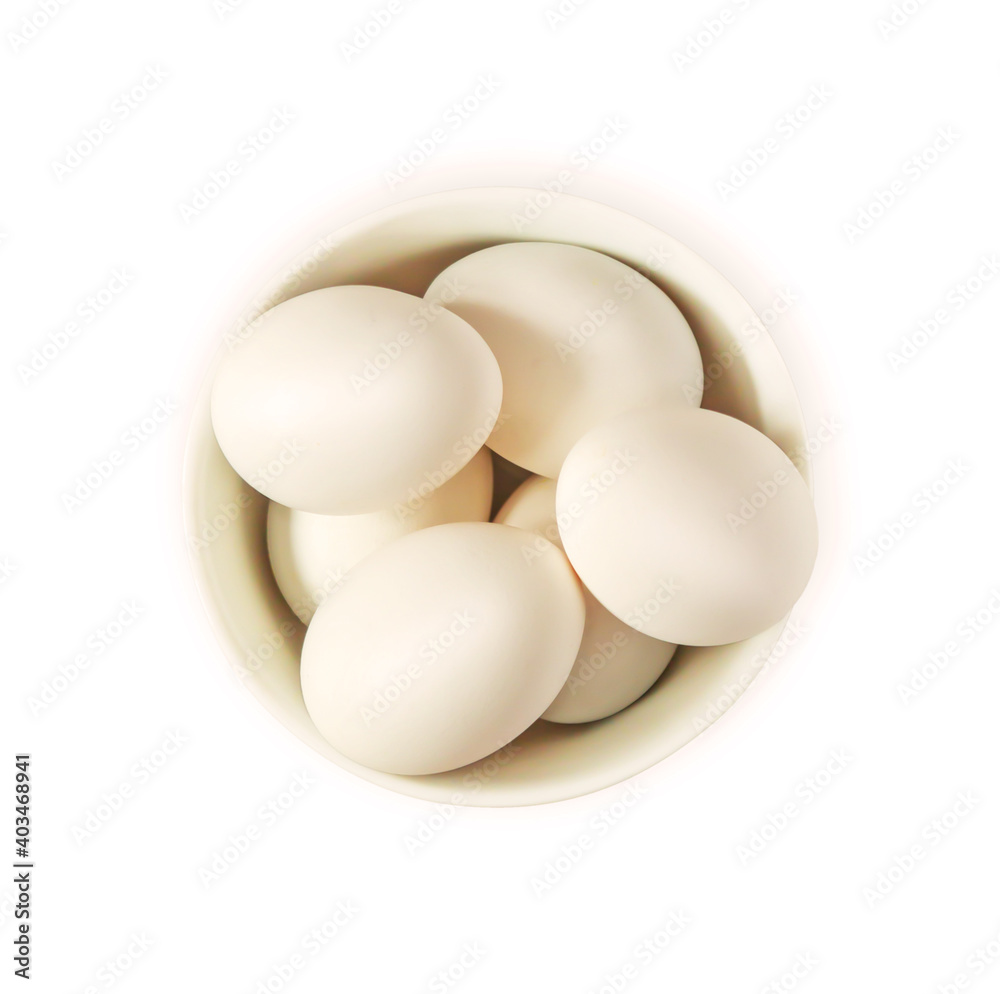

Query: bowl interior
<box><xmin>183</xmin><ymin>187</ymin><xmax>810</xmax><ymax>807</ymax></box>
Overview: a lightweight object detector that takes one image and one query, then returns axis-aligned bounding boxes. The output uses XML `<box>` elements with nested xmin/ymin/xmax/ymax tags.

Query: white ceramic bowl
<box><xmin>182</xmin><ymin>187</ymin><xmax>813</xmax><ymax>807</ymax></box>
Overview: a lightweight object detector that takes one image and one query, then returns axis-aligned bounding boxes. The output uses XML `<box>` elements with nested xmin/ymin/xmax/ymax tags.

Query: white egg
<box><xmin>425</xmin><ymin>242</ymin><xmax>703</xmax><ymax>477</ymax></box>
<box><xmin>267</xmin><ymin>447</ymin><xmax>493</xmax><ymax>624</ymax></box>
<box><xmin>556</xmin><ymin>406</ymin><xmax>818</xmax><ymax>646</ymax></box>
<box><xmin>211</xmin><ymin>285</ymin><xmax>503</xmax><ymax>514</ymax></box>
<box><xmin>495</xmin><ymin>476</ymin><xmax>677</xmax><ymax>723</ymax></box>
<box><xmin>300</xmin><ymin>522</ymin><xmax>586</xmax><ymax>776</ymax></box>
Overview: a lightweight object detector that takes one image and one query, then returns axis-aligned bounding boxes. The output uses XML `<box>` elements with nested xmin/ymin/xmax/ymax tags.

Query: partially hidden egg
<box><xmin>495</xmin><ymin>475</ymin><xmax>677</xmax><ymax>723</ymax></box>
<box><xmin>300</xmin><ymin>522</ymin><xmax>586</xmax><ymax>775</ymax></box>
<box><xmin>211</xmin><ymin>285</ymin><xmax>503</xmax><ymax>514</ymax></box>
<box><xmin>425</xmin><ymin>241</ymin><xmax>703</xmax><ymax>478</ymax></box>
<box><xmin>556</xmin><ymin>406</ymin><xmax>818</xmax><ymax>646</ymax></box>
<box><xmin>268</xmin><ymin>447</ymin><xmax>493</xmax><ymax>624</ymax></box>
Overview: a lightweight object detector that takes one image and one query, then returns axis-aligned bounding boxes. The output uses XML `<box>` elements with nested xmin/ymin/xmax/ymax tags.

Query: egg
<box><xmin>211</xmin><ymin>285</ymin><xmax>503</xmax><ymax>514</ymax></box>
<box><xmin>300</xmin><ymin>522</ymin><xmax>586</xmax><ymax>775</ymax></box>
<box><xmin>267</xmin><ymin>447</ymin><xmax>493</xmax><ymax>623</ymax></box>
<box><xmin>425</xmin><ymin>242</ymin><xmax>703</xmax><ymax>477</ymax></box>
<box><xmin>495</xmin><ymin>476</ymin><xmax>677</xmax><ymax>723</ymax></box>
<box><xmin>556</xmin><ymin>406</ymin><xmax>818</xmax><ymax>646</ymax></box>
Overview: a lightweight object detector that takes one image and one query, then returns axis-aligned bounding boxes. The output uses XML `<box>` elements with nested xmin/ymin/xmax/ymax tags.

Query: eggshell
<box><xmin>211</xmin><ymin>285</ymin><xmax>503</xmax><ymax>514</ymax></box>
<box><xmin>268</xmin><ymin>447</ymin><xmax>493</xmax><ymax>624</ymax></box>
<box><xmin>425</xmin><ymin>242</ymin><xmax>703</xmax><ymax>477</ymax></box>
<box><xmin>495</xmin><ymin>476</ymin><xmax>677</xmax><ymax>723</ymax></box>
<box><xmin>556</xmin><ymin>406</ymin><xmax>818</xmax><ymax>646</ymax></box>
<box><xmin>300</xmin><ymin>522</ymin><xmax>586</xmax><ymax>775</ymax></box>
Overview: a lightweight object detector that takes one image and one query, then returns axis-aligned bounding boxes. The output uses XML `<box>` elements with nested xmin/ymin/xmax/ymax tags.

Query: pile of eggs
<box><xmin>211</xmin><ymin>241</ymin><xmax>818</xmax><ymax>777</ymax></box>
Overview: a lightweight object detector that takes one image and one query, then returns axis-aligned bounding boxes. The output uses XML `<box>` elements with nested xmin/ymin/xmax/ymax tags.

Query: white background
<box><xmin>3</xmin><ymin>0</ymin><xmax>1000</xmax><ymax>990</ymax></box>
